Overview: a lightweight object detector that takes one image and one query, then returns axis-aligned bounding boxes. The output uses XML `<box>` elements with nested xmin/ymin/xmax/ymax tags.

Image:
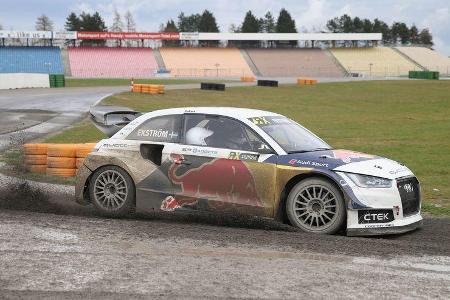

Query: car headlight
<box><xmin>346</xmin><ymin>173</ymin><xmax>393</xmax><ymax>188</ymax></box>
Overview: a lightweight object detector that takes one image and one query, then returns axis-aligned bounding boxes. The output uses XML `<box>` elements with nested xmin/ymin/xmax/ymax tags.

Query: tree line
<box><xmin>327</xmin><ymin>14</ymin><xmax>433</xmax><ymax>46</ymax></box>
<box><xmin>3</xmin><ymin>10</ymin><xmax>433</xmax><ymax>46</ymax></box>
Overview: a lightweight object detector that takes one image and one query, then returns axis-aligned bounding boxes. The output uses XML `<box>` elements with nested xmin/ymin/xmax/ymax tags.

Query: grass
<box><xmin>66</xmin><ymin>78</ymin><xmax>234</xmax><ymax>87</ymax></box>
<box><xmin>45</xmin><ymin>121</ymin><xmax>106</xmax><ymax>143</ymax></box>
<box><xmin>46</xmin><ymin>80</ymin><xmax>450</xmax><ymax>215</ymax></box>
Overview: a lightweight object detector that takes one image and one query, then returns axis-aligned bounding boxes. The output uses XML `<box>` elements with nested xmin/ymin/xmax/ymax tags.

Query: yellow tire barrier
<box><xmin>241</xmin><ymin>76</ymin><xmax>256</xmax><ymax>82</ymax></box>
<box><xmin>47</xmin><ymin>157</ymin><xmax>77</xmax><ymax>169</ymax></box>
<box><xmin>24</xmin><ymin>154</ymin><xmax>47</xmax><ymax>165</ymax></box>
<box><xmin>132</xmin><ymin>84</ymin><xmax>164</xmax><ymax>95</ymax></box>
<box><xmin>26</xmin><ymin>165</ymin><xmax>47</xmax><ymax>174</ymax></box>
<box><xmin>23</xmin><ymin>144</ymin><xmax>48</xmax><ymax>155</ymax></box>
<box><xmin>47</xmin><ymin>144</ymin><xmax>77</xmax><ymax>158</ymax></box>
<box><xmin>76</xmin><ymin>143</ymin><xmax>96</xmax><ymax>158</ymax></box>
<box><xmin>46</xmin><ymin>168</ymin><xmax>77</xmax><ymax>177</ymax></box>
<box><xmin>297</xmin><ymin>78</ymin><xmax>318</xmax><ymax>85</ymax></box>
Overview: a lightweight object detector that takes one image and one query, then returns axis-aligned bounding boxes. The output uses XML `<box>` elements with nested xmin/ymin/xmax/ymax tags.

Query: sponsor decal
<box><xmin>228</xmin><ymin>151</ymin><xmax>259</xmax><ymax>161</ymax></box>
<box><xmin>332</xmin><ymin>150</ymin><xmax>374</xmax><ymax>163</ymax></box>
<box><xmin>358</xmin><ymin>209</ymin><xmax>394</xmax><ymax>224</ymax></box>
<box><xmin>160</xmin><ymin>196</ymin><xmax>198</xmax><ymax>211</ymax></box>
<box><xmin>137</xmin><ymin>129</ymin><xmax>170</xmax><ymax>138</ymax></box>
<box><xmin>288</xmin><ymin>159</ymin><xmax>329</xmax><ymax>168</ymax></box>
<box><xmin>168</xmin><ymin>153</ymin><xmax>261</xmax><ymax>208</ymax></box>
<box><xmin>249</xmin><ymin>116</ymin><xmax>270</xmax><ymax>125</ymax></box>
<box><xmin>181</xmin><ymin>147</ymin><xmax>218</xmax><ymax>156</ymax></box>
<box><xmin>102</xmin><ymin>143</ymin><xmax>129</xmax><ymax>148</ymax></box>
<box><xmin>249</xmin><ymin>116</ymin><xmax>290</xmax><ymax>126</ymax></box>
<box><xmin>389</xmin><ymin>166</ymin><xmax>409</xmax><ymax>175</ymax></box>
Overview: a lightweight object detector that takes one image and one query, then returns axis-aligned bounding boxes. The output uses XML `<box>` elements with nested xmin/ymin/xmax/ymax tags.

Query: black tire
<box><xmin>286</xmin><ymin>178</ymin><xmax>346</xmax><ymax>234</ymax></box>
<box><xmin>89</xmin><ymin>165</ymin><xmax>135</xmax><ymax>217</ymax></box>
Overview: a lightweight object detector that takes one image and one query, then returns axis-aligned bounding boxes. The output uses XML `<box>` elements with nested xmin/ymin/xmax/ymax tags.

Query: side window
<box><xmin>184</xmin><ymin>114</ymin><xmax>270</xmax><ymax>152</ymax></box>
<box><xmin>127</xmin><ymin>115</ymin><xmax>182</xmax><ymax>142</ymax></box>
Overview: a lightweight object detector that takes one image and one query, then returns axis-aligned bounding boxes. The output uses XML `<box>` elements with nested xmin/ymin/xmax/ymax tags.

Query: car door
<box><xmin>166</xmin><ymin>113</ymin><xmax>278</xmax><ymax>217</ymax></box>
<box><xmin>125</xmin><ymin>114</ymin><xmax>183</xmax><ymax>211</ymax></box>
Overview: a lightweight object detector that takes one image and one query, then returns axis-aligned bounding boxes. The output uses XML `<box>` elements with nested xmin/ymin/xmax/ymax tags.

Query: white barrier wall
<box><xmin>0</xmin><ymin>73</ymin><xmax>50</xmax><ymax>90</ymax></box>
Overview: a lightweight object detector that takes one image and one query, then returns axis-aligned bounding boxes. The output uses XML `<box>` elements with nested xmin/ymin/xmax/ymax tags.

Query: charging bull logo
<box><xmin>332</xmin><ymin>150</ymin><xmax>374</xmax><ymax>164</ymax></box>
<box><xmin>161</xmin><ymin>153</ymin><xmax>262</xmax><ymax>211</ymax></box>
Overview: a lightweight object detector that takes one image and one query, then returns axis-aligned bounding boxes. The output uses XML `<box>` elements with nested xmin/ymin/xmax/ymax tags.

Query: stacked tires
<box><xmin>76</xmin><ymin>143</ymin><xmax>96</xmax><ymax>170</ymax></box>
<box><xmin>23</xmin><ymin>144</ymin><xmax>48</xmax><ymax>174</ymax></box>
<box><xmin>23</xmin><ymin>143</ymin><xmax>97</xmax><ymax>177</ymax></box>
<box><xmin>46</xmin><ymin>144</ymin><xmax>78</xmax><ymax>177</ymax></box>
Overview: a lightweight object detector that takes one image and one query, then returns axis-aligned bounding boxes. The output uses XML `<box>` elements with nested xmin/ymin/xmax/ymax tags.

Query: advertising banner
<box><xmin>52</xmin><ymin>31</ymin><xmax>77</xmax><ymax>40</ymax></box>
<box><xmin>0</xmin><ymin>31</ymin><xmax>52</xmax><ymax>39</ymax></box>
<box><xmin>76</xmin><ymin>32</ymin><xmax>180</xmax><ymax>40</ymax></box>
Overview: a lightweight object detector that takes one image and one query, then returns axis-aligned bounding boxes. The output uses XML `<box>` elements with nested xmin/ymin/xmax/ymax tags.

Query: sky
<box><xmin>0</xmin><ymin>0</ymin><xmax>449</xmax><ymax>55</ymax></box>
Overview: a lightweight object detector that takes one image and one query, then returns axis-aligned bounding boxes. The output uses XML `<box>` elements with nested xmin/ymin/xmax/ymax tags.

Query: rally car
<box><xmin>76</xmin><ymin>106</ymin><xmax>423</xmax><ymax>236</ymax></box>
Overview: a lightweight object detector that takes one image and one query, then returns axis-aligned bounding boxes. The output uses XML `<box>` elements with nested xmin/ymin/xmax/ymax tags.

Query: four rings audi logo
<box><xmin>403</xmin><ymin>183</ymin><xmax>414</xmax><ymax>193</ymax></box>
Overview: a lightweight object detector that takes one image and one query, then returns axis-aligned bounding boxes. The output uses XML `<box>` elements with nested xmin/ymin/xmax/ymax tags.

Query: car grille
<box><xmin>397</xmin><ymin>177</ymin><xmax>420</xmax><ymax>217</ymax></box>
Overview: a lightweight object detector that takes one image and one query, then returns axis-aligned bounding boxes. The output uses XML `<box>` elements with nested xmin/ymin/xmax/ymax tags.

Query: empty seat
<box><xmin>330</xmin><ymin>47</ymin><xmax>421</xmax><ymax>76</ymax></box>
<box><xmin>396</xmin><ymin>47</ymin><xmax>450</xmax><ymax>76</ymax></box>
<box><xmin>0</xmin><ymin>47</ymin><xmax>64</xmax><ymax>74</ymax></box>
<box><xmin>68</xmin><ymin>47</ymin><xmax>158</xmax><ymax>78</ymax></box>
<box><xmin>159</xmin><ymin>48</ymin><xmax>253</xmax><ymax>77</ymax></box>
<box><xmin>246</xmin><ymin>48</ymin><xmax>344</xmax><ymax>77</ymax></box>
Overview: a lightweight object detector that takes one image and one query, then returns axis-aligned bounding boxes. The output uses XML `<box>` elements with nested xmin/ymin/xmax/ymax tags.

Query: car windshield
<box><xmin>249</xmin><ymin>116</ymin><xmax>331</xmax><ymax>153</ymax></box>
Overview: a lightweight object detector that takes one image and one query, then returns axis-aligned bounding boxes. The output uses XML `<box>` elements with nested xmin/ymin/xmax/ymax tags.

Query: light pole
<box><xmin>215</xmin><ymin>63</ymin><xmax>220</xmax><ymax>77</ymax></box>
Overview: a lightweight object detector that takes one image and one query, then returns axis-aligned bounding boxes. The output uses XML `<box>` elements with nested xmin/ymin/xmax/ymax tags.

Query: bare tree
<box><xmin>0</xmin><ymin>23</ymin><xmax>3</xmax><ymax>30</ymax></box>
<box><xmin>35</xmin><ymin>14</ymin><xmax>54</xmax><ymax>31</ymax></box>
<box><xmin>124</xmin><ymin>10</ymin><xmax>136</xmax><ymax>47</ymax></box>
<box><xmin>124</xmin><ymin>11</ymin><xmax>136</xmax><ymax>32</ymax></box>
<box><xmin>110</xmin><ymin>9</ymin><xmax>124</xmax><ymax>46</ymax></box>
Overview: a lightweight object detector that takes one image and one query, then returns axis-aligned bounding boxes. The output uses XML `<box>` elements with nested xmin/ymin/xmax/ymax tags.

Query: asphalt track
<box><xmin>0</xmin><ymin>83</ymin><xmax>449</xmax><ymax>299</ymax></box>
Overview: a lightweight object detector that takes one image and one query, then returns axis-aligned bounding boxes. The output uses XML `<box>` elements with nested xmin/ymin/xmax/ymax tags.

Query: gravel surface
<box><xmin>0</xmin><ymin>176</ymin><xmax>449</xmax><ymax>299</ymax></box>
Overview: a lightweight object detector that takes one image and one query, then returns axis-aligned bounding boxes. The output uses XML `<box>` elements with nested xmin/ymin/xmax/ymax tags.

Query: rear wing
<box><xmin>90</xmin><ymin>105</ymin><xmax>141</xmax><ymax>137</ymax></box>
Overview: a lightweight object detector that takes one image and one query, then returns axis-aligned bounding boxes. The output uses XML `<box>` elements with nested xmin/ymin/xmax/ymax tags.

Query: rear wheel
<box><xmin>89</xmin><ymin>166</ymin><xmax>135</xmax><ymax>217</ymax></box>
<box><xmin>286</xmin><ymin>178</ymin><xmax>345</xmax><ymax>234</ymax></box>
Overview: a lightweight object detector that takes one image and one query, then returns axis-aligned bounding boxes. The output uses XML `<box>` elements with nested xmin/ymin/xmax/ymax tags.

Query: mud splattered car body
<box><xmin>76</xmin><ymin>107</ymin><xmax>422</xmax><ymax>236</ymax></box>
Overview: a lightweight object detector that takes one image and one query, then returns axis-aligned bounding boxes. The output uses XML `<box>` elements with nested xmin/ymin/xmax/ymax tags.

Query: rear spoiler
<box><xmin>90</xmin><ymin>105</ymin><xmax>142</xmax><ymax>137</ymax></box>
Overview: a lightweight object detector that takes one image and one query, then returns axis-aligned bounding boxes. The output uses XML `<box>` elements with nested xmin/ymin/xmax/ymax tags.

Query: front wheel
<box><xmin>89</xmin><ymin>166</ymin><xmax>136</xmax><ymax>217</ymax></box>
<box><xmin>286</xmin><ymin>178</ymin><xmax>346</xmax><ymax>234</ymax></box>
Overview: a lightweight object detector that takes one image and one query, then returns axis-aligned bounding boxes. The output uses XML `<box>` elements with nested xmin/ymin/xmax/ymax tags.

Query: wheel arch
<box><xmin>83</xmin><ymin>163</ymin><xmax>136</xmax><ymax>205</ymax></box>
<box><xmin>275</xmin><ymin>171</ymin><xmax>347</xmax><ymax>224</ymax></box>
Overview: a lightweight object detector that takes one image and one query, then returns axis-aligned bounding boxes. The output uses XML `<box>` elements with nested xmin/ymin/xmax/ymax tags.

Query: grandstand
<box><xmin>330</xmin><ymin>47</ymin><xmax>422</xmax><ymax>76</ymax></box>
<box><xmin>245</xmin><ymin>49</ymin><xmax>344</xmax><ymax>77</ymax></box>
<box><xmin>68</xmin><ymin>47</ymin><xmax>158</xmax><ymax>78</ymax></box>
<box><xmin>159</xmin><ymin>47</ymin><xmax>253</xmax><ymax>77</ymax></box>
<box><xmin>0</xmin><ymin>47</ymin><xmax>63</xmax><ymax>74</ymax></box>
<box><xmin>396</xmin><ymin>47</ymin><xmax>450</xmax><ymax>76</ymax></box>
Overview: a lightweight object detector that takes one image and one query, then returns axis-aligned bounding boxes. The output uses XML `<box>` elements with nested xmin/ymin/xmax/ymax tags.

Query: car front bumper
<box><xmin>346</xmin><ymin>213</ymin><xmax>423</xmax><ymax>236</ymax></box>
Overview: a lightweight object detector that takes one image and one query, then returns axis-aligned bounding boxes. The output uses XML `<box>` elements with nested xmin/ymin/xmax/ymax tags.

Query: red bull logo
<box><xmin>165</xmin><ymin>153</ymin><xmax>261</xmax><ymax>210</ymax></box>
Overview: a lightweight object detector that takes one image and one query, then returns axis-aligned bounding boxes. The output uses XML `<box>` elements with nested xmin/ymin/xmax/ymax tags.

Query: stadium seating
<box><xmin>396</xmin><ymin>47</ymin><xmax>450</xmax><ymax>76</ymax></box>
<box><xmin>68</xmin><ymin>47</ymin><xmax>158</xmax><ymax>78</ymax></box>
<box><xmin>246</xmin><ymin>49</ymin><xmax>344</xmax><ymax>77</ymax></box>
<box><xmin>330</xmin><ymin>47</ymin><xmax>421</xmax><ymax>76</ymax></box>
<box><xmin>0</xmin><ymin>47</ymin><xmax>64</xmax><ymax>74</ymax></box>
<box><xmin>159</xmin><ymin>48</ymin><xmax>253</xmax><ymax>77</ymax></box>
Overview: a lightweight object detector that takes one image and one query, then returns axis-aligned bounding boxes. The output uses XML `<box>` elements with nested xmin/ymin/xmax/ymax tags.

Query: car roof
<box><xmin>143</xmin><ymin>107</ymin><xmax>281</xmax><ymax>121</ymax></box>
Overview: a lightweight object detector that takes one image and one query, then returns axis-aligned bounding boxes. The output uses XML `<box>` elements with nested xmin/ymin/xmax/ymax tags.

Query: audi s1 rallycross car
<box><xmin>76</xmin><ymin>106</ymin><xmax>422</xmax><ymax>236</ymax></box>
